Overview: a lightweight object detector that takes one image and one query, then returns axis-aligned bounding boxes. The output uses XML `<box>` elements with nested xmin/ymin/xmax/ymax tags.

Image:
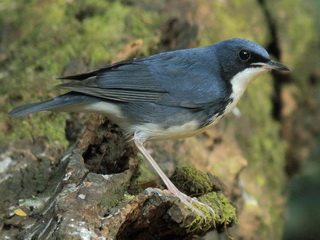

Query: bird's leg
<box><xmin>133</xmin><ymin>137</ymin><xmax>215</xmax><ymax>217</ymax></box>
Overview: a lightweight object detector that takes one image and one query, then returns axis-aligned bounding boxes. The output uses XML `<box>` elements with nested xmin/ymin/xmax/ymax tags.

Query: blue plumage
<box><xmin>8</xmin><ymin>38</ymin><xmax>290</xmax><ymax>216</ymax></box>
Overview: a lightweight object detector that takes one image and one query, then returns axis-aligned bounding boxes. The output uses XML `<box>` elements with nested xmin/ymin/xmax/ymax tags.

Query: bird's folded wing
<box><xmin>57</xmin><ymin>59</ymin><xmax>168</xmax><ymax>102</ymax></box>
<box><xmin>57</xmin><ymin>51</ymin><xmax>229</xmax><ymax>109</ymax></box>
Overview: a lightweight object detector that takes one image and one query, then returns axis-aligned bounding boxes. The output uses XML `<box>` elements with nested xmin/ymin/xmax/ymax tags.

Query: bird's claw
<box><xmin>190</xmin><ymin>197</ymin><xmax>215</xmax><ymax>216</ymax></box>
<box><xmin>171</xmin><ymin>189</ymin><xmax>215</xmax><ymax>219</ymax></box>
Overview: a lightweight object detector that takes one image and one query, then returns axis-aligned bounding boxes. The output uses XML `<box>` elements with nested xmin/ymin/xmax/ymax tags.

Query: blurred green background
<box><xmin>0</xmin><ymin>0</ymin><xmax>319</xmax><ymax>239</ymax></box>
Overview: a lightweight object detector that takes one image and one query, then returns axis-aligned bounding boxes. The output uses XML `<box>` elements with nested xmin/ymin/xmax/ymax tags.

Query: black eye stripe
<box><xmin>239</xmin><ymin>50</ymin><xmax>251</xmax><ymax>61</ymax></box>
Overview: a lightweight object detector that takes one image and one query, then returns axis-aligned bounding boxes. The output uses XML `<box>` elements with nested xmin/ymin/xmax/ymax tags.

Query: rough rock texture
<box><xmin>0</xmin><ymin>115</ymin><xmax>236</xmax><ymax>240</ymax></box>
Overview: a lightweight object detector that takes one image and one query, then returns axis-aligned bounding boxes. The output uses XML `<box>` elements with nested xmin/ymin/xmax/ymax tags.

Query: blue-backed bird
<box><xmin>8</xmin><ymin>38</ymin><xmax>290</xmax><ymax>216</ymax></box>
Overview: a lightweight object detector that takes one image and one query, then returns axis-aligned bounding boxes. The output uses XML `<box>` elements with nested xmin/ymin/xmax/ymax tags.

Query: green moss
<box><xmin>186</xmin><ymin>192</ymin><xmax>237</xmax><ymax>233</ymax></box>
<box><xmin>170</xmin><ymin>166</ymin><xmax>213</xmax><ymax>195</ymax></box>
<box><xmin>123</xmin><ymin>192</ymin><xmax>135</xmax><ymax>201</ymax></box>
<box><xmin>166</xmin><ymin>167</ymin><xmax>236</xmax><ymax>233</ymax></box>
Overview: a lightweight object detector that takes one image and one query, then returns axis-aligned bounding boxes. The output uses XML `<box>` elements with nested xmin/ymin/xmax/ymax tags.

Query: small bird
<box><xmin>8</xmin><ymin>38</ymin><xmax>290</xmax><ymax>216</ymax></box>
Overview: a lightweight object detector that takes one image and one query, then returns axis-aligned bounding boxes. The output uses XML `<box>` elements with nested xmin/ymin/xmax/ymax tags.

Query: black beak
<box><xmin>266</xmin><ymin>60</ymin><xmax>291</xmax><ymax>71</ymax></box>
<box><xmin>251</xmin><ymin>60</ymin><xmax>291</xmax><ymax>71</ymax></box>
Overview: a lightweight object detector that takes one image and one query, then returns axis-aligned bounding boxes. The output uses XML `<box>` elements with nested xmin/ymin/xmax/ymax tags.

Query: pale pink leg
<box><xmin>134</xmin><ymin>137</ymin><xmax>215</xmax><ymax>217</ymax></box>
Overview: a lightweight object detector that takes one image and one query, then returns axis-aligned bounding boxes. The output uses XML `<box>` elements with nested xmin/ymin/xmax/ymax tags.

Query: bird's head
<box><xmin>214</xmin><ymin>38</ymin><xmax>290</xmax><ymax>84</ymax></box>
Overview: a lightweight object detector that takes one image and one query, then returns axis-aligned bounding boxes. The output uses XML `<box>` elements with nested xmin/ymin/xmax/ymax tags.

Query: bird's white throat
<box><xmin>227</xmin><ymin>67</ymin><xmax>269</xmax><ymax>113</ymax></box>
<box><xmin>202</xmin><ymin>67</ymin><xmax>270</xmax><ymax>130</ymax></box>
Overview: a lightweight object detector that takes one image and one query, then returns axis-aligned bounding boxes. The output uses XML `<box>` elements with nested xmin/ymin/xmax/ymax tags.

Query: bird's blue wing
<box><xmin>57</xmin><ymin>58</ymin><xmax>168</xmax><ymax>102</ymax></box>
<box><xmin>57</xmin><ymin>47</ymin><xmax>230</xmax><ymax>109</ymax></box>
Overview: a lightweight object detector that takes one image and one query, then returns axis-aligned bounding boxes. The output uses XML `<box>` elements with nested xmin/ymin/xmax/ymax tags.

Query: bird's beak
<box><xmin>252</xmin><ymin>60</ymin><xmax>291</xmax><ymax>71</ymax></box>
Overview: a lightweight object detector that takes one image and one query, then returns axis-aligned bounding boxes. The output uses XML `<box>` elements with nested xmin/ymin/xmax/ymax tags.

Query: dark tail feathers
<box><xmin>8</xmin><ymin>92</ymin><xmax>98</xmax><ymax>118</ymax></box>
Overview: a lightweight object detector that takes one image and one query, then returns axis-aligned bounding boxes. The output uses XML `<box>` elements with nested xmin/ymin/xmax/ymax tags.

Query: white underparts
<box><xmin>131</xmin><ymin>120</ymin><xmax>201</xmax><ymax>141</ymax></box>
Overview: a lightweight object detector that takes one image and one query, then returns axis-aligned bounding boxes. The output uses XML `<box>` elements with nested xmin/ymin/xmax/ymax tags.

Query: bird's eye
<box><xmin>239</xmin><ymin>50</ymin><xmax>251</xmax><ymax>61</ymax></box>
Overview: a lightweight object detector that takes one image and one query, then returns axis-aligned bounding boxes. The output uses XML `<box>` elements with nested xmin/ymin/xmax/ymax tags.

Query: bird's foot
<box><xmin>133</xmin><ymin>138</ymin><xmax>215</xmax><ymax>218</ymax></box>
<box><xmin>168</xmin><ymin>186</ymin><xmax>215</xmax><ymax>218</ymax></box>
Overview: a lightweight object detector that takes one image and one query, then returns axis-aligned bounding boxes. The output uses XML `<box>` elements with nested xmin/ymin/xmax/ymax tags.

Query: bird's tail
<box><xmin>8</xmin><ymin>92</ymin><xmax>98</xmax><ymax>118</ymax></box>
